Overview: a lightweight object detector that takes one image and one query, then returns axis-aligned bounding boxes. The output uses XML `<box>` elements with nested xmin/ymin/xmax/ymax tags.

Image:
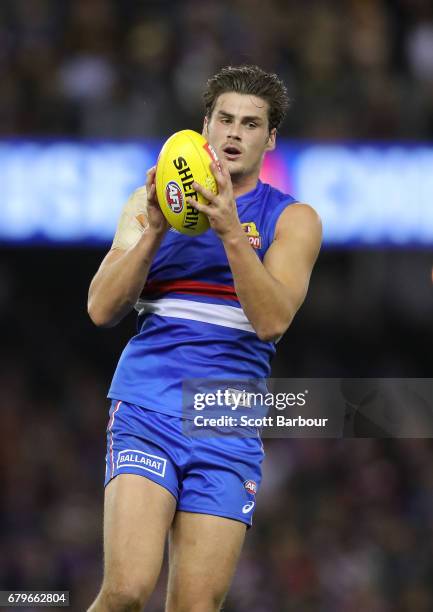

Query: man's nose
<box><xmin>227</xmin><ymin>122</ymin><xmax>242</xmax><ymax>140</ymax></box>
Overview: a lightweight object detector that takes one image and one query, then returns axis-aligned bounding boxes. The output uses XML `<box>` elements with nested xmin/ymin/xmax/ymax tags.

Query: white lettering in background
<box><xmin>0</xmin><ymin>142</ymin><xmax>150</xmax><ymax>242</ymax></box>
<box><xmin>1</xmin><ymin>141</ymin><xmax>433</xmax><ymax>245</ymax></box>
<box><xmin>295</xmin><ymin>145</ymin><xmax>433</xmax><ymax>245</ymax></box>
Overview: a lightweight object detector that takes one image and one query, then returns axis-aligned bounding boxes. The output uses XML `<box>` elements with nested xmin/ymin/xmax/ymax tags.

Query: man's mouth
<box><xmin>222</xmin><ymin>145</ymin><xmax>242</xmax><ymax>160</ymax></box>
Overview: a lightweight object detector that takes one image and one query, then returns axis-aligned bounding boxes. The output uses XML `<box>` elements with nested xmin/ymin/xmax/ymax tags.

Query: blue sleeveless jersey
<box><xmin>108</xmin><ymin>180</ymin><xmax>296</xmax><ymax>417</ymax></box>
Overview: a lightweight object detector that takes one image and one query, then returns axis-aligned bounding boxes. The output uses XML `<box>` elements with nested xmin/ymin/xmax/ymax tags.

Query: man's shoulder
<box><xmin>261</xmin><ymin>180</ymin><xmax>297</xmax><ymax>206</ymax></box>
<box><xmin>275</xmin><ymin>202</ymin><xmax>322</xmax><ymax>240</ymax></box>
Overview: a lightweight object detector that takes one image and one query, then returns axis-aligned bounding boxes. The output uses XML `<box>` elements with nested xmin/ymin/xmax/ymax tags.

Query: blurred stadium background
<box><xmin>1</xmin><ymin>0</ymin><xmax>433</xmax><ymax>610</ymax></box>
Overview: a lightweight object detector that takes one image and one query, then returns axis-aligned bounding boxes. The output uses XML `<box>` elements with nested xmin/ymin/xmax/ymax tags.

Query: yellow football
<box><xmin>155</xmin><ymin>130</ymin><xmax>219</xmax><ymax>236</ymax></box>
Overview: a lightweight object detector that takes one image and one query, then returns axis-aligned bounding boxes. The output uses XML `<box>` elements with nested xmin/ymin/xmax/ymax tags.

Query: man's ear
<box><xmin>266</xmin><ymin>128</ymin><xmax>277</xmax><ymax>152</ymax></box>
<box><xmin>202</xmin><ymin>116</ymin><xmax>209</xmax><ymax>137</ymax></box>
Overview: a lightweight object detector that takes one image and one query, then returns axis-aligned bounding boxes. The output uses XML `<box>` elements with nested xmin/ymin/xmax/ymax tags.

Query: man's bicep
<box><xmin>263</xmin><ymin>203</ymin><xmax>322</xmax><ymax>308</ymax></box>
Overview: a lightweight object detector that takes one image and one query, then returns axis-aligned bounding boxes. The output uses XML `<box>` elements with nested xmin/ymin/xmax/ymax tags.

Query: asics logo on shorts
<box><xmin>242</xmin><ymin>501</ymin><xmax>255</xmax><ymax>514</ymax></box>
<box><xmin>117</xmin><ymin>449</ymin><xmax>167</xmax><ymax>477</ymax></box>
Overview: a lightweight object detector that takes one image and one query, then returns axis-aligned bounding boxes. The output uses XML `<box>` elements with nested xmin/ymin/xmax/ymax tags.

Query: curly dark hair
<box><xmin>203</xmin><ymin>65</ymin><xmax>290</xmax><ymax>132</ymax></box>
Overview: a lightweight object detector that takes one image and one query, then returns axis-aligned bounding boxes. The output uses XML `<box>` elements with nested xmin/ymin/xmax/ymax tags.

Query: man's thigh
<box><xmin>102</xmin><ymin>474</ymin><xmax>176</xmax><ymax>596</ymax></box>
<box><xmin>166</xmin><ymin>511</ymin><xmax>247</xmax><ymax>612</ymax></box>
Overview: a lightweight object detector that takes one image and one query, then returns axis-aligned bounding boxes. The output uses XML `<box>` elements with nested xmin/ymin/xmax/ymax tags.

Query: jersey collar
<box><xmin>235</xmin><ymin>180</ymin><xmax>265</xmax><ymax>206</ymax></box>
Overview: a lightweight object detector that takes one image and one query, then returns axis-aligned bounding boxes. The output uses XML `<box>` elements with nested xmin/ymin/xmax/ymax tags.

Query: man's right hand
<box><xmin>111</xmin><ymin>167</ymin><xmax>169</xmax><ymax>251</ymax></box>
<box><xmin>145</xmin><ymin>166</ymin><xmax>170</xmax><ymax>236</ymax></box>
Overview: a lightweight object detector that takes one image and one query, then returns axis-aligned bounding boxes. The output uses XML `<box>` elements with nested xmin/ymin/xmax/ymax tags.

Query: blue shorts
<box><xmin>104</xmin><ymin>400</ymin><xmax>264</xmax><ymax>527</ymax></box>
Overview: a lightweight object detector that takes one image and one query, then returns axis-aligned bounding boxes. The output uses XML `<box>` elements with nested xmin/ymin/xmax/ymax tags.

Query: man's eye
<box><xmin>221</xmin><ymin>118</ymin><xmax>230</xmax><ymax>124</ymax></box>
<box><xmin>248</xmin><ymin>123</ymin><xmax>257</xmax><ymax>128</ymax></box>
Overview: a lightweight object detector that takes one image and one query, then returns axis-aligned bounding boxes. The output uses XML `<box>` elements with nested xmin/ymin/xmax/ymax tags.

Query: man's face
<box><xmin>203</xmin><ymin>92</ymin><xmax>276</xmax><ymax>180</ymax></box>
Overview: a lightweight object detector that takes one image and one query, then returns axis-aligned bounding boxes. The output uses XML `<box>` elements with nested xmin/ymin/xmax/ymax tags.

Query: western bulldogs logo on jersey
<box><xmin>242</xmin><ymin>222</ymin><xmax>262</xmax><ymax>249</ymax></box>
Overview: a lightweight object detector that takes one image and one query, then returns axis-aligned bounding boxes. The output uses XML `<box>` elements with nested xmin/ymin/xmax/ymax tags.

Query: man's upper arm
<box><xmin>263</xmin><ymin>203</ymin><xmax>322</xmax><ymax>313</ymax></box>
<box><xmin>97</xmin><ymin>246</ymin><xmax>127</xmax><ymax>271</ymax></box>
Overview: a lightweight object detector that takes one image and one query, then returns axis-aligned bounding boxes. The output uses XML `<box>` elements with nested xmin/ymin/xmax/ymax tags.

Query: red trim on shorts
<box><xmin>108</xmin><ymin>400</ymin><xmax>122</xmax><ymax>479</ymax></box>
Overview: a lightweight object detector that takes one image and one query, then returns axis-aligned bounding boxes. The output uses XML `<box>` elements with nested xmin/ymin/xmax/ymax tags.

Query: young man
<box><xmin>87</xmin><ymin>65</ymin><xmax>322</xmax><ymax>612</ymax></box>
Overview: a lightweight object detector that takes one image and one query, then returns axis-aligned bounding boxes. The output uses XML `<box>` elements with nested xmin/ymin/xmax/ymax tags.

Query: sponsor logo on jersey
<box><xmin>117</xmin><ymin>449</ymin><xmax>167</xmax><ymax>477</ymax></box>
<box><xmin>244</xmin><ymin>479</ymin><xmax>257</xmax><ymax>495</ymax></box>
<box><xmin>242</xmin><ymin>222</ymin><xmax>262</xmax><ymax>249</ymax></box>
<box><xmin>165</xmin><ymin>181</ymin><xmax>183</xmax><ymax>213</ymax></box>
<box><xmin>242</xmin><ymin>501</ymin><xmax>255</xmax><ymax>514</ymax></box>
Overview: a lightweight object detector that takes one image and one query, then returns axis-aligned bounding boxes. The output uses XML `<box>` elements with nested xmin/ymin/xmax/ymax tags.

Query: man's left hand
<box><xmin>186</xmin><ymin>160</ymin><xmax>244</xmax><ymax>241</ymax></box>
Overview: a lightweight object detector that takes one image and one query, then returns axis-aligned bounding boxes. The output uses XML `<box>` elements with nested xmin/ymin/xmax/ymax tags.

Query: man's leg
<box><xmin>88</xmin><ymin>474</ymin><xmax>176</xmax><ymax>612</ymax></box>
<box><xmin>165</xmin><ymin>512</ymin><xmax>247</xmax><ymax>612</ymax></box>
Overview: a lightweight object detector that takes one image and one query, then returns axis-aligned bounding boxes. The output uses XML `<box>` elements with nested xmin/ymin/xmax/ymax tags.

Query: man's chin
<box><xmin>225</xmin><ymin>158</ymin><xmax>244</xmax><ymax>176</ymax></box>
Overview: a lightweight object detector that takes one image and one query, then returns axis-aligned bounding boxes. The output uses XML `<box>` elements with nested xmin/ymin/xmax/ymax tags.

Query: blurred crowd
<box><xmin>1</xmin><ymin>0</ymin><xmax>433</xmax><ymax>140</ymax></box>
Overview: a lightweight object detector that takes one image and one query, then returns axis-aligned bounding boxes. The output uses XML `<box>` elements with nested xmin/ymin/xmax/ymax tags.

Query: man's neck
<box><xmin>231</xmin><ymin>174</ymin><xmax>259</xmax><ymax>199</ymax></box>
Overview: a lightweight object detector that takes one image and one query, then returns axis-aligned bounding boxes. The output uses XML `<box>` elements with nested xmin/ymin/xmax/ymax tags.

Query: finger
<box><xmin>146</xmin><ymin>166</ymin><xmax>157</xmax><ymax>188</ymax></box>
<box><xmin>148</xmin><ymin>183</ymin><xmax>156</xmax><ymax>199</ymax></box>
<box><xmin>146</xmin><ymin>170</ymin><xmax>159</xmax><ymax>204</ymax></box>
<box><xmin>210</xmin><ymin>156</ymin><xmax>224</xmax><ymax>174</ymax></box>
<box><xmin>210</xmin><ymin>160</ymin><xmax>229</xmax><ymax>192</ymax></box>
<box><xmin>192</xmin><ymin>181</ymin><xmax>217</xmax><ymax>203</ymax></box>
<box><xmin>211</xmin><ymin>158</ymin><xmax>233</xmax><ymax>194</ymax></box>
<box><xmin>186</xmin><ymin>197</ymin><xmax>209</xmax><ymax>215</ymax></box>
<box><xmin>214</xmin><ymin>156</ymin><xmax>230</xmax><ymax>177</ymax></box>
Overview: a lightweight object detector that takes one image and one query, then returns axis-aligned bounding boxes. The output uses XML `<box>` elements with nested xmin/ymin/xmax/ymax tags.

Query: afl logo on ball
<box><xmin>165</xmin><ymin>181</ymin><xmax>183</xmax><ymax>213</ymax></box>
<box><xmin>244</xmin><ymin>480</ymin><xmax>257</xmax><ymax>495</ymax></box>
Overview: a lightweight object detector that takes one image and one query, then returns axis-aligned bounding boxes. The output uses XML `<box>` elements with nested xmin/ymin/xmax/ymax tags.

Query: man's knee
<box><xmin>166</xmin><ymin>590</ymin><xmax>225</xmax><ymax>612</ymax></box>
<box><xmin>93</xmin><ymin>582</ymin><xmax>150</xmax><ymax>612</ymax></box>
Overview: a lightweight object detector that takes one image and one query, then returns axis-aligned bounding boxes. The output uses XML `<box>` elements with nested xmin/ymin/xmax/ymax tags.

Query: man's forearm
<box><xmin>222</xmin><ymin>231</ymin><xmax>295</xmax><ymax>341</ymax></box>
<box><xmin>88</xmin><ymin>228</ymin><xmax>165</xmax><ymax>327</ymax></box>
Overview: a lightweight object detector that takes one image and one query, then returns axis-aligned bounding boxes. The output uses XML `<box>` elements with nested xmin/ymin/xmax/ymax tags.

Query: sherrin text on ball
<box><xmin>155</xmin><ymin>129</ymin><xmax>220</xmax><ymax>236</ymax></box>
